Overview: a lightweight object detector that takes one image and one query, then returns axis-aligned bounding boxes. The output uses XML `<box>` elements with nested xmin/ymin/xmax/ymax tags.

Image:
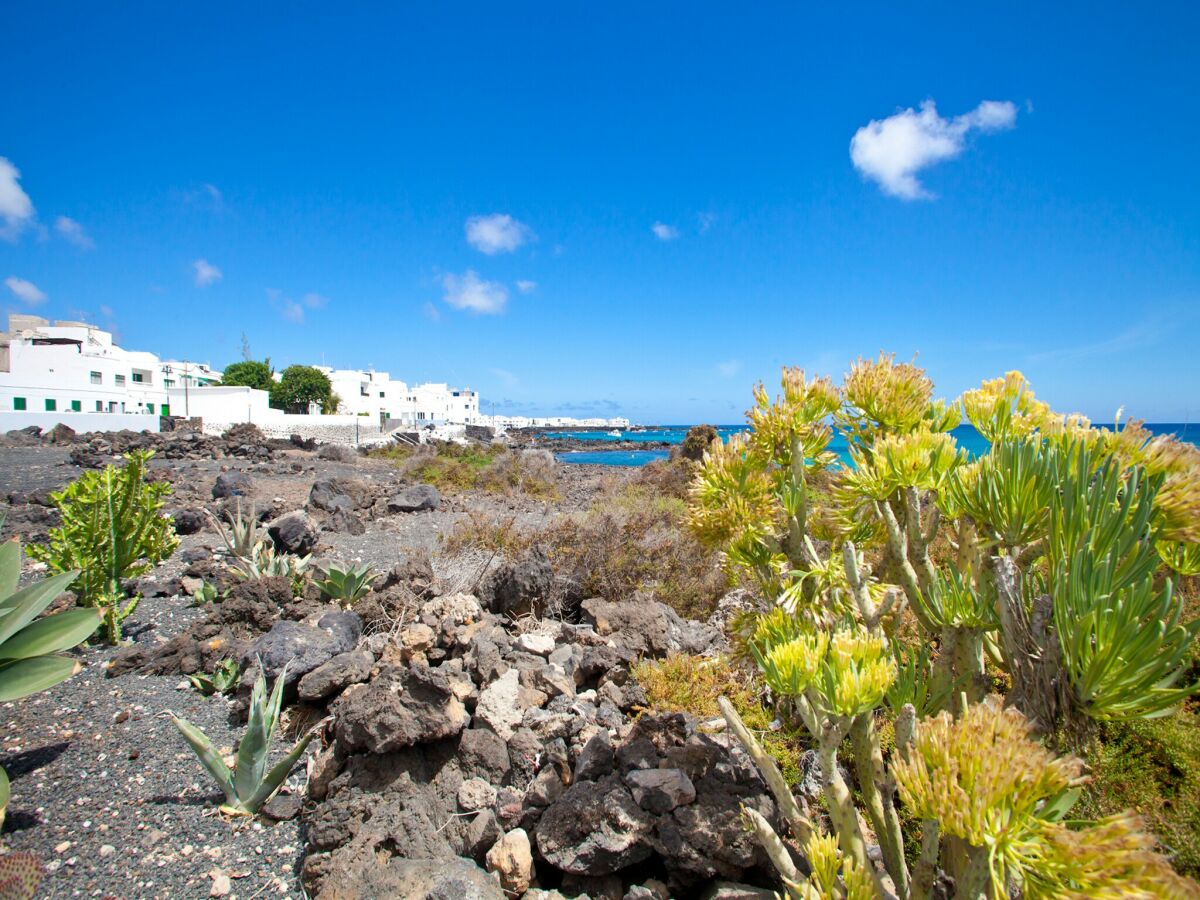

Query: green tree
<box><xmin>221</xmin><ymin>359</ymin><xmax>275</xmax><ymax>392</ymax></box>
<box><xmin>270</xmin><ymin>365</ymin><xmax>333</xmax><ymax>413</ymax></box>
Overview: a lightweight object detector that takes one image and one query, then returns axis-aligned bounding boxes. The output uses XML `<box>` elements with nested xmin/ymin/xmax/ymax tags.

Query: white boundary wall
<box><xmin>0</xmin><ymin>411</ymin><xmax>161</xmax><ymax>434</ymax></box>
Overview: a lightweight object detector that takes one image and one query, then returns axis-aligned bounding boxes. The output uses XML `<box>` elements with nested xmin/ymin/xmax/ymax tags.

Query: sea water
<box><xmin>551</xmin><ymin>423</ymin><xmax>1199</xmax><ymax>467</ymax></box>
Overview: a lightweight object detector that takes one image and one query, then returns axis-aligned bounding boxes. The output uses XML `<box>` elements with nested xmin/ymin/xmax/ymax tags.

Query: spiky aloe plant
<box><xmin>0</xmin><ymin>525</ymin><xmax>102</xmax><ymax>826</ymax></box>
<box><xmin>187</xmin><ymin>658</ymin><xmax>240</xmax><ymax>696</ymax></box>
<box><xmin>315</xmin><ymin>563</ymin><xmax>375</xmax><ymax>604</ymax></box>
<box><xmin>170</xmin><ymin>662</ymin><xmax>316</xmax><ymax>816</ymax></box>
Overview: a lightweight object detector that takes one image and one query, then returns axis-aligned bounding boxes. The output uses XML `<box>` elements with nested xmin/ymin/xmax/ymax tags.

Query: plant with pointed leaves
<box><xmin>0</xmin><ymin>524</ymin><xmax>101</xmax><ymax>827</ymax></box>
<box><xmin>170</xmin><ymin>662</ymin><xmax>317</xmax><ymax>815</ymax></box>
<box><xmin>315</xmin><ymin>563</ymin><xmax>375</xmax><ymax>605</ymax></box>
<box><xmin>188</xmin><ymin>658</ymin><xmax>240</xmax><ymax>696</ymax></box>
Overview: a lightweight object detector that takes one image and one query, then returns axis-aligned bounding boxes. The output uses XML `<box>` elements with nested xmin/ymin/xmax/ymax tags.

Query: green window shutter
<box><xmin>45</xmin><ymin>399</ymin><xmax>56</xmax><ymax>411</ymax></box>
<box><xmin>146</xmin><ymin>403</ymin><xmax>155</xmax><ymax>414</ymax></box>
<box><xmin>70</xmin><ymin>400</ymin><xmax>82</xmax><ymax>412</ymax></box>
<box><xmin>161</xmin><ymin>404</ymin><xmax>170</xmax><ymax>416</ymax></box>
<box><xmin>13</xmin><ymin>397</ymin><xmax>26</xmax><ymax>411</ymax></box>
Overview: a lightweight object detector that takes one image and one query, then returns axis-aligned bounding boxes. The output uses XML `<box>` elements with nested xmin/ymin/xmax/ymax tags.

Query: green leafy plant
<box><xmin>316</xmin><ymin>563</ymin><xmax>375</xmax><ymax>604</ymax></box>
<box><xmin>210</xmin><ymin>500</ymin><xmax>310</xmax><ymax>588</ymax></box>
<box><xmin>188</xmin><ymin>658</ymin><xmax>241</xmax><ymax>696</ymax></box>
<box><xmin>0</xmin><ymin>524</ymin><xmax>101</xmax><ymax>826</ymax></box>
<box><xmin>188</xmin><ymin>580</ymin><xmax>227</xmax><ymax>606</ymax></box>
<box><xmin>28</xmin><ymin>451</ymin><xmax>179</xmax><ymax>642</ymax></box>
<box><xmin>170</xmin><ymin>662</ymin><xmax>317</xmax><ymax>816</ymax></box>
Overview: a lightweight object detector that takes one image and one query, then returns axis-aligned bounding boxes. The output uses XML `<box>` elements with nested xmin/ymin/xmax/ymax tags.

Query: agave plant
<box><xmin>0</xmin><ymin>525</ymin><xmax>101</xmax><ymax>825</ymax></box>
<box><xmin>208</xmin><ymin>499</ymin><xmax>261</xmax><ymax>562</ymax></box>
<box><xmin>315</xmin><ymin>563</ymin><xmax>375</xmax><ymax>604</ymax></box>
<box><xmin>187</xmin><ymin>658</ymin><xmax>240</xmax><ymax>696</ymax></box>
<box><xmin>170</xmin><ymin>662</ymin><xmax>316</xmax><ymax>816</ymax></box>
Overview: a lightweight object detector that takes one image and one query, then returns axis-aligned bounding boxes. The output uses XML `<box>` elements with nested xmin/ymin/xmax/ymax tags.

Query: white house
<box><xmin>0</xmin><ymin>314</ymin><xmax>220</xmax><ymax>419</ymax></box>
<box><xmin>315</xmin><ymin>367</ymin><xmax>481</xmax><ymax>426</ymax></box>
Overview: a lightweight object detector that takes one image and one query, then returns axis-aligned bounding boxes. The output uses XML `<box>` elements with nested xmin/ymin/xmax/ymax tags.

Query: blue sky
<box><xmin>1</xmin><ymin>3</ymin><xmax>1198</xmax><ymax>423</ymax></box>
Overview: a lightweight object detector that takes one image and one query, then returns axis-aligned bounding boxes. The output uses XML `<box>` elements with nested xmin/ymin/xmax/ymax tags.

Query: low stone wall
<box><xmin>200</xmin><ymin>418</ymin><xmax>387</xmax><ymax>446</ymax></box>
<box><xmin>0</xmin><ymin>411</ymin><xmax>161</xmax><ymax>434</ymax></box>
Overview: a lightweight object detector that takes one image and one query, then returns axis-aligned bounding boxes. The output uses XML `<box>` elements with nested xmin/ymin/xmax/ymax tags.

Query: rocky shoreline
<box><xmin>0</xmin><ymin>424</ymin><xmax>777</xmax><ymax>899</ymax></box>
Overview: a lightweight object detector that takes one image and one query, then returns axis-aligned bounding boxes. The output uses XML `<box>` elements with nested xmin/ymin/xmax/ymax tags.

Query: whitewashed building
<box><xmin>316</xmin><ymin>367</ymin><xmax>481</xmax><ymax>426</ymax></box>
<box><xmin>0</xmin><ymin>314</ymin><xmax>220</xmax><ymax>420</ymax></box>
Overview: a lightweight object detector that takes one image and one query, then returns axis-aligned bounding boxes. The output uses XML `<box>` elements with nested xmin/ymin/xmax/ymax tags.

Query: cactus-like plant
<box><xmin>28</xmin><ymin>450</ymin><xmax>179</xmax><ymax>642</ymax></box>
<box><xmin>169</xmin><ymin>662</ymin><xmax>316</xmax><ymax>816</ymax></box>
<box><xmin>315</xmin><ymin>563</ymin><xmax>375</xmax><ymax>604</ymax></box>
<box><xmin>0</xmin><ymin>524</ymin><xmax>101</xmax><ymax>826</ymax></box>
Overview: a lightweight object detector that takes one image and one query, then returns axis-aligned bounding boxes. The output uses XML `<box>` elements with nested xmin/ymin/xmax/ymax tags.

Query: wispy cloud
<box><xmin>716</xmin><ymin>359</ymin><xmax>742</xmax><ymax>378</ymax></box>
<box><xmin>182</xmin><ymin>182</ymin><xmax>224</xmax><ymax>210</ymax></box>
<box><xmin>697</xmin><ymin>211</ymin><xmax>717</xmax><ymax>234</ymax></box>
<box><xmin>1026</xmin><ymin>319</ymin><xmax>1165</xmax><ymax>364</ymax></box>
<box><xmin>850</xmin><ymin>99</ymin><xmax>1018</xmax><ymax>199</ymax></box>
<box><xmin>442</xmin><ymin>270</ymin><xmax>508</xmax><ymax>314</ymax></box>
<box><xmin>55</xmin><ymin>215</ymin><xmax>94</xmax><ymax>249</ymax></box>
<box><xmin>651</xmin><ymin>222</ymin><xmax>679</xmax><ymax>241</ymax></box>
<box><xmin>465</xmin><ymin>213</ymin><xmax>533</xmax><ymax>254</ymax></box>
<box><xmin>267</xmin><ymin>288</ymin><xmax>328</xmax><ymax>324</ymax></box>
<box><xmin>193</xmin><ymin>258</ymin><xmax>222</xmax><ymax>286</ymax></box>
<box><xmin>515</xmin><ymin>279</ymin><xmax>537</xmax><ymax>294</ymax></box>
<box><xmin>422</xmin><ymin>301</ymin><xmax>442</xmax><ymax>322</ymax></box>
<box><xmin>4</xmin><ymin>276</ymin><xmax>46</xmax><ymax>305</ymax></box>
<box><xmin>0</xmin><ymin>157</ymin><xmax>35</xmax><ymax>240</ymax></box>
<box><xmin>490</xmin><ymin>367</ymin><xmax>519</xmax><ymax>387</ymax></box>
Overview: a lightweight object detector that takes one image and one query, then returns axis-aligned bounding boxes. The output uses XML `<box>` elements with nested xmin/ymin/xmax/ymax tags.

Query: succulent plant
<box><xmin>170</xmin><ymin>662</ymin><xmax>316</xmax><ymax>816</ymax></box>
<box><xmin>315</xmin><ymin>563</ymin><xmax>375</xmax><ymax>604</ymax></box>
<box><xmin>0</xmin><ymin>523</ymin><xmax>101</xmax><ymax>826</ymax></box>
<box><xmin>188</xmin><ymin>658</ymin><xmax>240</xmax><ymax>696</ymax></box>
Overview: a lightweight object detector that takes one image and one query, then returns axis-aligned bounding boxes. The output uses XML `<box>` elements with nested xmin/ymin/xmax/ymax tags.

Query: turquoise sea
<box><xmin>550</xmin><ymin>423</ymin><xmax>1200</xmax><ymax>467</ymax></box>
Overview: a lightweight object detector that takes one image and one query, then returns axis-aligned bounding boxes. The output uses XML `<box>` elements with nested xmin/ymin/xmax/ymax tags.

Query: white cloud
<box><xmin>716</xmin><ymin>359</ymin><xmax>741</xmax><ymax>378</ymax></box>
<box><xmin>850</xmin><ymin>99</ymin><xmax>1018</xmax><ymax>199</ymax></box>
<box><xmin>442</xmin><ymin>270</ymin><xmax>508</xmax><ymax>314</ymax></box>
<box><xmin>697</xmin><ymin>212</ymin><xmax>717</xmax><ymax>234</ymax></box>
<box><xmin>301</xmin><ymin>292</ymin><xmax>328</xmax><ymax>309</ymax></box>
<box><xmin>651</xmin><ymin>222</ymin><xmax>679</xmax><ymax>241</ymax></box>
<box><xmin>265</xmin><ymin>288</ymin><xmax>327</xmax><ymax>324</ymax></box>
<box><xmin>0</xmin><ymin>157</ymin><xmax>35</xmax><ymax>239</ymax></box>
<box><xmin>515</xmin><ymin>279</ymin><xmax>537</xmax><ymax>294</ymax></box>
<box><xmin>55</xmin><ymin>215</ymin><xmax>94</xmax><ymax>249</ymax></box>
<box><xmin>280</xmin><ymin>300</ymin><xmax>305</xmax><ymax>323</ymax></box>
<box><xmin>193</xmin><ymin>258</ymin><xmax>222</xmax><ymax>286</ymax></box>
<box><xmin>4</xmin><ymin>276</ymin><xmax>47</xmax><ymax>305</ymax></box>
<box><xmin>465</xmin><ymin>213</ymin><xmax>533</xmax><ymax>254</ymax></box>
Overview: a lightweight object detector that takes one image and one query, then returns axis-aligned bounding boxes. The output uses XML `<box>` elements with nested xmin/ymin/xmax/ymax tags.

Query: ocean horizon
<box><xmin>550</xmin><ymin>422</ymin><xmax>1200</xmax><ymax>467</ymax></box>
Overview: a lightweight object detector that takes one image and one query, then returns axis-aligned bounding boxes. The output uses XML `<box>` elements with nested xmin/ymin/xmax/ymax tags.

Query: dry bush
<box><xmin>443</xmin><ymin>459</ymin><xmax>726</xmax><ymax>620</ymax></box>
<box><xmin>371</xmin><ymin>441</ymin><xmax>558</xmax><ymax>498</ymax></box>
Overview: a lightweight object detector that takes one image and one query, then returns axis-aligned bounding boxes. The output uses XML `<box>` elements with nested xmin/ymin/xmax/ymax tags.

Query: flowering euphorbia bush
<box><xmin>689</xmin><ymin>356</ymin><xmax>1200</xmax><ymax>898</ymax></box>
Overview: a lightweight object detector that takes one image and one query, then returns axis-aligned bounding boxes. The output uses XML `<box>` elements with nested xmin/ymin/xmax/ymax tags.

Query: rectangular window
<box><xmin>90</xmin><ymin>371</ymin><xmax>102</xmax><ymax>384</ymax></box>
<box><xmin>379</xmin><ymin>391</ymin><xmax>386</xmax><ymax>398</ymax></box>
<box><xmin>13</xmin><ymin>397</ymin><xmax>26</xmax><ymax>411</ymax></box>
<box><xmin>95</xmin><ymin>401</ymin><xmax>103</xmax><ymax>412</ymax></box>
<box><xmin>45</xmin><ymin>399</ymin><xmax>56</xmax><ymax>411</ymax></box>
<box><xmin>161</xmin><ymin>404</ymin><xmax>170</xmax><ymax>416</ymax></box>
<box><xmin>164</xmin><ymin>378</ymin><xmax>175</xmax><ymax>388</ymax></box>
<box><xmin>131</xmin><ymin>373</ymin><xmax>144</xmax><ymax>383</ymax></box>
<box><xmin>71</xmin><ymin>400</ymin><xmax>82</xmax><ymax>412</ymax></box>
<box><xmin>115</xmin><ymin>374</ymin><xmax>126</xmax><ymax>386</ymax></box>
<box><xmin>146</xmin><ymin>403</ymin><xmax>155</xmax><ymax>414</ymax></box>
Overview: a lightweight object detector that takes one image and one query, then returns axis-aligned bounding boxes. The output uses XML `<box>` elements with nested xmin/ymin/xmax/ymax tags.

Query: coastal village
<box><xmin>0</xmin><ymin>313</ymin><xmax>630</xmax><ymax>442</ymax></box>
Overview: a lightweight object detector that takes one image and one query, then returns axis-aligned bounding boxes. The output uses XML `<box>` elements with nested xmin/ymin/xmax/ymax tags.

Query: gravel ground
<box><xmin>1</xmin><ymin>592</ymin><xmax>307</xmax><ymax>899</ymax></box>
<box><xmin>0</xmin><ymin>444</ymin><xmax>627</xmax><ymax>898</ymax></box>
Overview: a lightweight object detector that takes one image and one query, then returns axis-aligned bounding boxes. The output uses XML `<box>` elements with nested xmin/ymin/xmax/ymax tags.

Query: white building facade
<box><xmin>316</xmin><ymin>367</ymin><xmax>481</xmax><ymax>426</ymax></box>
<box><xmin>0</xmin><ymin>315</ymin><xmax>220</xmax><ymax>419</ymax></box>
